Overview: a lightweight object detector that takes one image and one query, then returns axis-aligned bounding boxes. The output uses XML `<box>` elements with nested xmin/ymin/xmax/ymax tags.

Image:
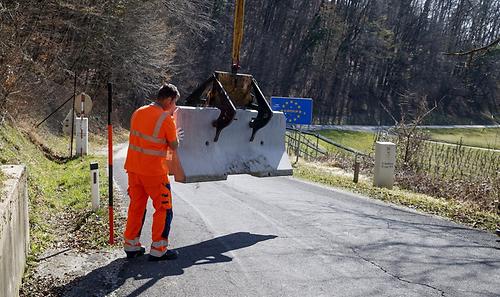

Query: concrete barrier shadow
<box><xmin>61</xmin><ymin>232</ymin><xmax>277</xmax><ymax>297</ymax></box>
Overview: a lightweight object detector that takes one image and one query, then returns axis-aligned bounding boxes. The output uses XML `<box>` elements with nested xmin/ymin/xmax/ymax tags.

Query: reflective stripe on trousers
<box><xmin>150</xmin><ymin>239</ymin><xmax>169</xmax><ymax>257</ymax></box>
<box><xmin>151</xmin><ymin>240</ymin><xmax>168</xmax><ymax>248</ymax></box>
<box><xmin>150</xmin><ymin>208</ymin><xmax>173</xmax><ymax>257</ymax></box>
<box><xmin>124</xmin><ymin>237</ymin><xmax>142</xmax><ymax>252</ymax></box>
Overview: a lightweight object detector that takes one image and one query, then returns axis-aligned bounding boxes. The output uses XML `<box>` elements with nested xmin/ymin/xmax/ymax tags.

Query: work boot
<box><xmin>148</xmin><ymin>249</ymin><xmax>178</xmax><ymax>262</ymax></box>
<box><xmin>125</xmin><ymin>246</ymin><xmax>146</xmax><ymax>259</ymax></box>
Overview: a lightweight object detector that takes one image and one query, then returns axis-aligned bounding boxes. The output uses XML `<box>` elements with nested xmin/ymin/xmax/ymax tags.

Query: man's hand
<box><xmin>176</xmin><ymin>127</ymin><xmax>184</xmax><ymax>142</ymax></box>
<box><xmin>167</xmin><ymin>128</ymin><xmax>183</xmax><ymax>151</ymax></box>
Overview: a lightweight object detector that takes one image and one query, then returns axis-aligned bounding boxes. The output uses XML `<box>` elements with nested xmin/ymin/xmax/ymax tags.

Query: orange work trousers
<box><xmin>124</xmin><ymin>172</ymin><xmax>173</xmax><ymax>256</ymax></box>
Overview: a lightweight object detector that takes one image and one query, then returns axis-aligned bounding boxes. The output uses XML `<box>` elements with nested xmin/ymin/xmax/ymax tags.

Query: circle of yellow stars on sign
<box><xmin>281</xmin><ymin>100</ymin><xmax>307</xmax><ymax>123</ymax></box>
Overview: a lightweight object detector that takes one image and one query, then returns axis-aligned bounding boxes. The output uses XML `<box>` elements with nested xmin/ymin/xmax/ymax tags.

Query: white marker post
<box><xmin>90</xmin><ymin>162</ymin><xmax>100</xmax><ymax>210</ymax></box>
<box><xmin>74</xmin><ymin>93</ymin><xmax>92</xmax><ymax>156</ymax></box>
<box><xmin>373</xmin><ymin>141</ymin><xmax>396</xmax><ymax>189</ymax></box>
<box><xmin>75</xmin><ymin>117</ymin><xmax>88</xmax><ymax>156</ymax></box>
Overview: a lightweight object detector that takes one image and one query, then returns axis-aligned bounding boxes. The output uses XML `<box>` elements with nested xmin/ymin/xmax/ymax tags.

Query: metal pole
<box><xmin>497</xmin><ymin>194</ymin><xmax>500</xmax><ymax>236</ymax></box>
<box><xmin>107</xmin><ymin>82</ymin><xmax>114</xmax><ymax>245</ymax></box>
<box><xmin>80</xmin><ymin>94</ymin><xmax>84</xmax><ymax>156</ymax></box>
<box><xmin>353</xmin><ymin>154</ymin><xmax>360</xmax><ymax>183</ymax></box>
<box><xmin>69</xmin><ymin>73</ymin><xmax>77</xmax><ymax>157</ymax></box>
<box><xmin>80</xmin><ymin>96</ymin><xmax>85</xmax><ymax>157</ymax></box>
<box><xmin>315</xmin><ymin>135</ymin><xmax>319</xmax><ymax>158</ymax></box>
<box><xmin>295</xmin><ymin>125</ymin><xmax>301</xmax><ymax>163</ymax></box>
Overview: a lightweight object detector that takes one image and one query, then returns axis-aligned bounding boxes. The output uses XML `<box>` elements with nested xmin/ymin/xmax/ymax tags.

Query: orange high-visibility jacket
<box><xmin>124</xmin><ymin>102</ymin><xmax>177</xmax><ymax>176</ymax></box>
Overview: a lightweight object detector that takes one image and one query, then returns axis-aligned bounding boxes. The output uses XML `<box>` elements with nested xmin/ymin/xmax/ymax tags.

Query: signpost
<box><xmin>270</xmin><ymin>97</ymin><xmax>313</xmax><ymax>125</ymax></box>
<box><xmin>271</xmin><ymin>97</ymin><xmax>313</xmax><ymax>163</ymax></box>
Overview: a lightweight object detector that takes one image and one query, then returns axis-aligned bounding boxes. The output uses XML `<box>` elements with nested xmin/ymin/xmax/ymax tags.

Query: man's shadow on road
<box><xmin>62</xmin><ymin>232</ymin><xmax>277</xmax><ymax>297</ymax></box>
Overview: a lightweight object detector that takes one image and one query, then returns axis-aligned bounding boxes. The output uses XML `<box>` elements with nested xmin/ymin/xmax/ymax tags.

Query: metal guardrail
<box><xmin>286</xmin><ymin>127</ymin><xmax>369</xmax><ymax>157</ymax></box>
<box><xmin>285</xmin><ymin>128</ymin><xmax>326</xmax><ymax>161</ymax></box>
<box><xmin>285</xmin><ymin>127</ymin><xmax>366</xmax><ymax>183</ymax></box>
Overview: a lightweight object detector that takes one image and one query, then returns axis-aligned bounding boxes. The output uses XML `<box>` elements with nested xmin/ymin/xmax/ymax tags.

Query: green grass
<box><xmin>307</xmin><ymin>127</ymin><xmax>499</xmax><ymax>154</ymax></box>
<box><xmin>0</xmin><ymin>123</ymin><xmax>111</xmax><ymax>259</ymax></box>
<box><xmin>294</xmin><ymin>161</ymin><xmax>499</xmax><ymax>232</ymax></box>
<box><xmin>423</xmin><ymin>127</ymin><xmax>500</xmax><ymax>149</ymax></box>
<box><xmin>317</xmin><ymin>130</ymin><xmax>376</xmax><ymax>154</ymax></box>
<box><xmin>35</xmin><ymin>128</ymin><xmax>71</xmax><ymax>156</ymax></box>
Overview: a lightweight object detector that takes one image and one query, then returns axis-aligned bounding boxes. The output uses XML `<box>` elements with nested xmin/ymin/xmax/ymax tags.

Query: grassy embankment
<box><xmin>294</xmin><ymin>162</ymin><xmax>499</xmax><ymax>231</ymax></box>
<box><xmin>292</xmin><ymin>128</ymin><xmax>499</xmax><ymax>232</ymax></box>
<box><xmin>0</xmin><ymin>123</ymin><xmax>120</xmax><ymax>264</ymax></box>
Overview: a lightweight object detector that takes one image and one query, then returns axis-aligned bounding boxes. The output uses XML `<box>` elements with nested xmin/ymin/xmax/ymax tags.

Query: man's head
<box><xmin>156</xmin><ymin>83</ymin><xmax>180</xmax><ymax>113</ymax></box>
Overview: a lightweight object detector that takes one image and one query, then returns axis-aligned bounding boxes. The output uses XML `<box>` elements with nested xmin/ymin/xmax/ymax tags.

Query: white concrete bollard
<box><xmin>374</xmin><ymin>141</ymin><xmax>396</xmax><ymax>189</ymax></box>
<box><xmin>75</xmin><ymin>117</ymin><xmax>88</xmax><ymax>156</ymax></box>
<box><xmin>90</xmin><ymin>162</ymin><xmax>100</xmax><ymax>210</ymax></box>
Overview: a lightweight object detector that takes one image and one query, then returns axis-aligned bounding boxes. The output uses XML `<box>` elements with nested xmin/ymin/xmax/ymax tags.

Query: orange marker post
<box><xmin>107</xmin><ymin>82</ymin><xmax>114</xmax><ymax>245</ymax></box>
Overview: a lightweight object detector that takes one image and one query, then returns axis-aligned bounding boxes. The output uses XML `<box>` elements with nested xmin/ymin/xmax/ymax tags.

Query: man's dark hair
<box><xmin>157</xmin><ymin>83</ymin><xmax>180</xmax><ymax>100</ymax></box>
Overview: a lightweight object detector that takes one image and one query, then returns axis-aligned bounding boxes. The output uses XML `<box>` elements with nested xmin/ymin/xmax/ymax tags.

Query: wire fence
<box><xmin>409</xmin><ymin>141</ymin><xmax>499</xmax><ymax>180</ymax></box>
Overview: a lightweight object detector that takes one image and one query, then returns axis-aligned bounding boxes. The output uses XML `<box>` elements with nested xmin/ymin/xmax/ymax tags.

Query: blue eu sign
<box><xmin>270</xmin><ymin>97</ymin><xmax>313</xmax><ymax>125</ymax></box>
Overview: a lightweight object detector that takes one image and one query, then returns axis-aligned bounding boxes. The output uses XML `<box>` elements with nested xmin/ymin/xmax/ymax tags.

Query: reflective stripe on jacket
<box><xmin>124</xmin><ymin>102</ymin><xmax>177</xmax><ymax>176</ymax></box>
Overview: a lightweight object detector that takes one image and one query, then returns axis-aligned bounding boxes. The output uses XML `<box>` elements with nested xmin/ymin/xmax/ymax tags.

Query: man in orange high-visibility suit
<box><xmin>123</xmin><ymin>83</ymin><xmax>183</xmax><ymax>261</ymax></box>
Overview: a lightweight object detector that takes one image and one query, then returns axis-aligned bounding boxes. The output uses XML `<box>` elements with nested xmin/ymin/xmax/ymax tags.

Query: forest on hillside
<box><xmin>1</xmin><ymin>0</ymin><xmax>499</xmax><ymax>127</ymax></box>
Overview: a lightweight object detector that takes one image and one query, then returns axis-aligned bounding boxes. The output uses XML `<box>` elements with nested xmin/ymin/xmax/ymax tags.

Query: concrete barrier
<box><xmin>0</xmin><ymin>165</ymin><xmax>29</xmax><ymax>297</ymax></box>
<box><xmin>168</xmin><ymin>107</ymin><xmax>293</xmax><ymax>183</ymax></box>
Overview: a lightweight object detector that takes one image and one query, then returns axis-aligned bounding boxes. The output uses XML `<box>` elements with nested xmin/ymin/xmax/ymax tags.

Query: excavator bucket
<box><xmin>167</xmin><ymin>72</ymin><xmax>292</xmax><ymax>183</ymax></box>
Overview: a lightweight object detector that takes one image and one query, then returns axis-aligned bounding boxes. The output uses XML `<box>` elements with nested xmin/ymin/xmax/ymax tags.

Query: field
<box><xmin>316</xmin><ymin>129</ymin><xmax>376</xmax><ymax>154</ymax></box>
<box><xmin>314</xmin><ymin>127</ymin><xmax>500</xmax><ymax>152</ymax></box>
<box><xmin>424</xmin><ymin>127</ymin><xmax>500</xmax><ymax>149</ymax></box>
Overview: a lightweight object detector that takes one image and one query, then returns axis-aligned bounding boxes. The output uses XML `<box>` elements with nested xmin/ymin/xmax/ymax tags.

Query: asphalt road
<box><xmin>65</xmin><ymin>145</ymin><xmax>500</xmax><ymax>297</ymax></box>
